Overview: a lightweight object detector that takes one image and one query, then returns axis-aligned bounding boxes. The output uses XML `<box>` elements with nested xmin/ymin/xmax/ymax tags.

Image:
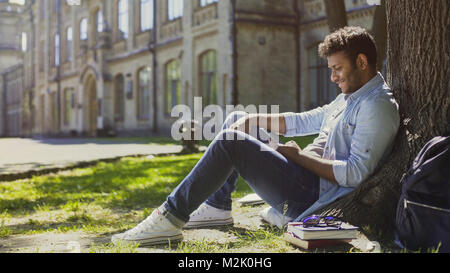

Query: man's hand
<box><xmin>278</xmin><ymin>140</ymin><xmax>338</xmax><ymax>184</ymax></box>
<box><xmin>276</xmin><ymin>141</ymin><xmax>302</xmax><ymax>160</ymax></box>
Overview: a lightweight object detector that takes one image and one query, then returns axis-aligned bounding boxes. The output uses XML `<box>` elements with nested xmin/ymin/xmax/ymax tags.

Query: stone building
<box><xmin>0</xmin><ymin>0</ymin><xmax>31</xmax><ymax>137</ymax></box>
<box><xmin>0</xmin><ymin>0</ymin><xmax>382</xmax><ymax>138</ymax></box>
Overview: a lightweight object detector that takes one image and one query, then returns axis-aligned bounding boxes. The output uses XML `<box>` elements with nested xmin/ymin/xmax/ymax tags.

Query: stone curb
<box><xmin>0</xmin><ymin>152</ymin><xmax>185</xmax><ymax>182</ymax></box>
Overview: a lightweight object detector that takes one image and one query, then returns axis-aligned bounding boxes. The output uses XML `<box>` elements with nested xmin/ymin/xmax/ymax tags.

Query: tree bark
<box><xmin>324</xmin><ymin>0</ymin><xmax>348</xmax><ymax>32</ymax></box>
<box><xmin>371</xmin><ymin>0</ymin><xmax>387</xmax><ymax>71</ymax></box>
<box><xmin>318</xmin><ymin>0</ymin><xmax>450</xmax><ymax>241</ymax></box>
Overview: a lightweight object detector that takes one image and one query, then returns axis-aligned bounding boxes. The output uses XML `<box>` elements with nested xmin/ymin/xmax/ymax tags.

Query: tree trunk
<box><xmin>318</xmin><ymin>0</ymin><xmax>450</xmax><ymax>241</ymax></box>
<box><xmin>324</xmin><ymin>0</ymin><xmax>348</xmax><ymax>32</ymax></box>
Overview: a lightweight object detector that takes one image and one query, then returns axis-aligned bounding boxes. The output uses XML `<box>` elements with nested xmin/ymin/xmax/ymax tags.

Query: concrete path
<box><xmin>0</xmin><ymin>138</ymin><xmax>184</xmax><ymax>175</ymax></box>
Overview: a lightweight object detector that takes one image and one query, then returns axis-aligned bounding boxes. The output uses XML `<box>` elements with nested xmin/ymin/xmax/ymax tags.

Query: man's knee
<box><xmin>215</xmin><ymin>129</ymin><xmax>247</xmax><ymax>144</ymax></box>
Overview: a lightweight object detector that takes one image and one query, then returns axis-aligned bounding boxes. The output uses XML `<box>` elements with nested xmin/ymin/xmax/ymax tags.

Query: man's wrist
<box><xmin>246</xmin><ymin>114</ymin><xmax>259</xmax><ymax>128</ymax></box>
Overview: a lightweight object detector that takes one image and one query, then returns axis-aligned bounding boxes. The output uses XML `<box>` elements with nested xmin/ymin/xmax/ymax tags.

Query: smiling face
<box><xmin>327</xmin><ymin>51</ymin><xmax>366</xmax><ymax>95</ymax></box>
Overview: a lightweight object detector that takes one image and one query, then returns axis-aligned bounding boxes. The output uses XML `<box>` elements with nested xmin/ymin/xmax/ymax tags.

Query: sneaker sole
<box><xmin>183</xmin><ymin>218</ymin><xmax>234</xmax><ymax>229</ymax></box>
<box><xmin>138</xmin><ymin>234</ymin><xmax>184</xmax><ymax>246</ymax></box>
<box><xmin>113</xmin><ymin>233</ymin><xmax>183</xmax><ymax>247</ymax></box>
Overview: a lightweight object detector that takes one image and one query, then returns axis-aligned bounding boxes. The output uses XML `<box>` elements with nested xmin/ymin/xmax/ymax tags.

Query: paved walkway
<box><xmin>0</xmin><ymin>138</ymin><xmax>184</xmax><ymax>176</ymax></box>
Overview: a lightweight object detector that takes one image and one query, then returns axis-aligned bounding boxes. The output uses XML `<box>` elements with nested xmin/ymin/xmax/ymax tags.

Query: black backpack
<box><xmin>395</xmin><ymin>136</ymin><xmax>450</xmax><ymax>252</ymax></box>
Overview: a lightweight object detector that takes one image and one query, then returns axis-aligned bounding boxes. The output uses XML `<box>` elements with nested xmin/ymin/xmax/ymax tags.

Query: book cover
<box><xmin>287</xmin><ymin>222</ymin><xmax>358</xmax><ymax>240</ymax></box>
<box><xmin>283</xmin><ymin>232</ymin><xmax>352</xmax><ymax>250</ymax></box>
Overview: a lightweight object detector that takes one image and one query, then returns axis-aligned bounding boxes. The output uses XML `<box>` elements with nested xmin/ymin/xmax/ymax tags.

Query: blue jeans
<box><xmin>162</xmin><ymin>111</ymin><xmax>319</xmax><ymax>227</ymax></box>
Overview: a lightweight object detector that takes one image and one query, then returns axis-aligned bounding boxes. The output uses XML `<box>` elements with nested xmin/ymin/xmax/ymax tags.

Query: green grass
<box><xmin>0</xmin><ymin>134</ymin><xmax>423</xmax><ymax>253</ymax></box>
<box><xmin>0</xmin><ymin>135</ymin><xmax>321</xmax><ymax>252</ymax></box>
<box><xmin>280</xmin><ymin>135</ymin><xmax>317</xmax><ymax>149</ymax></box>
<box><xmin>95</xmin><ymin>134</ymin><xmax>318</xmax><ymax>150</ymax></box>
<box><xmin>96</xmin><ymin>136</ymin><xmax>211</xmax><ymax>147</ymax></box>
<box><xmin>0</xmin><ymin>153</ymin><xmax>256</xmax><ymax>244</ymax></box>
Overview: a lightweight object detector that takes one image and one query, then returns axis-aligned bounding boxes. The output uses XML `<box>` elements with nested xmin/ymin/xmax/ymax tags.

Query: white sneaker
<box><xmin>111</xmin><ymin>208</ymin><xmax>183</xmax><ymax>246</ymax></box>
<box><xmin>259</xmin><ymin>206</ymin><xmax>293</xmax><ymax>229</ymax></box>
<box><xmin>184</xmin><ymin>203</ymin><xmax>233</xmax><ymax>229</ymax></box>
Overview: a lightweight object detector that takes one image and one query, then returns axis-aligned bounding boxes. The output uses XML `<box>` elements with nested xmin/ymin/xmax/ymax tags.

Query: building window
<box><xmin>51</xmin><ymin>92</ymin><xmax>59</xmax><ymax>132</ymax></box>
<box><xmin>200</xmin><ymin>0</ymin><xmax>217</xmax><ymax>7</ymax></box>
<box><xmin>114</xmin><ymin>74</ymin><xmax>125</xmax><ymax>122</ymax></box>
<box><xmin>66</xmin><ymin>27</ymin><xmax>73</xmax><ymax>62</ymax></box>
<box><xmin>39</xmin><ymin>94</ymin><xmax>45</xmax><ymax>131</ymax></box>
<box><xmin>138</xmin><ymin>67</ymin><xmax>151</xmax><ymax>120</ymax></box>
<box><xmin>307</xmin><ymin>45</ymin><xmax>338</xmax><ymax>109</ymax></box>
<box><xmin>80</xmin><ymin>18</ymin><xmax>88</xmax><ymax>41</ymax></box>
<box><xmin>166</xmin><ymin>59</ymin><xmax>181</xmax><ymax>113</ymax></box>
<box><xmin>168</xmin><ymin>0</ymin><xmax>183</xmax><ymax>21</ymax></box>
<box><xmin>200</xmin><ymin>50</ymin><xmax>218</xmax><ymax>106</ymax></box>
<box><xmin>21</xmin><ymin>32</ymin><xmax>27</xmax><ymax>52</ymax></box>
<box><xmin>64</xmin><ymin>88</ymin><xmax>71</xmax><ymax>126</ymax></box>
<box><xmin>140</xmin><ymin>0</ymin><xmax>153</xmax><ymax>31</ymax></box>
<box><xmin>97</xmin><ymin>10</ymin><xmax>104</xmax><ymax>33</ymax></box>
<box><xmin>54</xmin><ymin>34</ymin><xmax>60</xmax><ymax>66</ymax></box>
<box><xmin>118</xmin><ymin>0</ymin><xmax>129</xmax><ymax>39</ymax></box>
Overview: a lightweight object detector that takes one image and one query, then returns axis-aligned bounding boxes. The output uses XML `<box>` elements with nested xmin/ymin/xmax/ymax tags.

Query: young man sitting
<box><xmin>111</xmin><ymin>26</ymin><xmax>400</xmax><ymax>246</ymax></box>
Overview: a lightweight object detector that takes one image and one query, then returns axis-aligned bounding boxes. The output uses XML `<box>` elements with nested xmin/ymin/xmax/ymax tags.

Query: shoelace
<box><xmin>126</xmin><ymin>213</ymin><xmax>161</xmax><ymax>235</ymax></box>
<box><xmin>191</xmin><ymin>204</ymin><xmax>210</xmax><ymax>217</ymax></box>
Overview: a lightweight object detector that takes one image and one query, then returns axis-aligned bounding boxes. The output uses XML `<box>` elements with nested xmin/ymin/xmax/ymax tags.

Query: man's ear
<box><xmin>356</xmin><ymin>54</ymin><xmax>369</xmax><ymax>71</ymax></box>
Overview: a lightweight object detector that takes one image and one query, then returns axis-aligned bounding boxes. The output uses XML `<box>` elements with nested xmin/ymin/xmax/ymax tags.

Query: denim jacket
<box><xmin>284</xmin><ymin>73</ymin><xmax>400</xmax><ymax>221</ymax></box>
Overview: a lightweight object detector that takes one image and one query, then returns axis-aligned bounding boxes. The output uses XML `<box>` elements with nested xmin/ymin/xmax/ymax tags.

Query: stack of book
<box><xmin>284</xmin><ymin>222</ymin><xmax>358</xmax><ymax>250</ymax></box>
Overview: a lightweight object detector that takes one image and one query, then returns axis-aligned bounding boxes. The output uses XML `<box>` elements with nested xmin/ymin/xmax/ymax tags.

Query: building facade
<box><xmin>0</xmin><ymin>0</ymin><xmax>381</xmax><ymax>138</ymax></box>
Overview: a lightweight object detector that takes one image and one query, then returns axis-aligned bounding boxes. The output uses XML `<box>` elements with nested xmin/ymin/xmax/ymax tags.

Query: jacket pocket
<box><xmin>342</xmin><ymin>122</ymin><xmax>356</xmax><ymax>136</ymax></box>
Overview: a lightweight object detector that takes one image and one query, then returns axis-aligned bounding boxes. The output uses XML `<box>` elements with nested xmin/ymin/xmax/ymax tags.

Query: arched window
<box><xmin>66</xmin><ymin>27</ymin><xmax>73</xmax><ymax>62</ymax></box>
<box><xmin>307</xmin><ymin>44</ymin><xmax>337</xmax><ymax>109</ymax></box>
<box><xmin>80</xmin><ymin>18</ymin><xmax>88</xmax><ymax>41</ymax></box>
<box><xmin>118</xmin><ymin>0</ymin><xmax>129</xmax><ymax>39</ymax></box>
<box><xmin>21</xmin><ymin>32</ymin><xmax>27</xmax><ymax>52</ymax></box>
<box><xmin>166</xmin><ymin>59</ymin><xmax>181</xmax><ymax>113</ymax></box>
<box><xmin>138</xmin><ymin>67</ymin><xmax>152</xmax><ymax>120</ymax></box>
<box><xmin>200</xmin><ymin>50</ymin><xmax>218</xmax><ymax>106</ymax></box>
<box><xmin>97</xmin><ymin>9</ymin><xmax>104</xmax><ymax>33</ymax></box>
<box><xmin>114</xmin><ymin>74</ymin><xmax>125</xmax><ymax>122</ymax></box>
<box><xmin>63</xmin><ymin>88</ymin><xmax>72</xmax><ymax>126</ymax></box>
<box><xmin>54</xmin><ymin>34</ymin><xmax>60</xmax><ymax>66</ymax></box>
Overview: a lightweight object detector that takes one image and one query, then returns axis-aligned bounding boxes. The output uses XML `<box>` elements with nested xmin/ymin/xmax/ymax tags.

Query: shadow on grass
<box><xmin>0</xmin><ymin>154</ymin><xmax>253</xmax><ymax>217</ymax></box>
<box><xmin>33</xmin><ymin>137</ymin><xmax>181</xmax><ymax>146</ymax></box>
<box><xmin>0</xmin><ymin>156</ymin><xmax>194</xmax><ymax>215</ymax></box>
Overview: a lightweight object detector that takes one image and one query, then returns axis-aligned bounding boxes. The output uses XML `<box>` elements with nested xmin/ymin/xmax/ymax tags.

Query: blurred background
<box><xmin>0</xmin><ymin>0</ymin><xmax>385</xmax><ymax>139</ymax></box>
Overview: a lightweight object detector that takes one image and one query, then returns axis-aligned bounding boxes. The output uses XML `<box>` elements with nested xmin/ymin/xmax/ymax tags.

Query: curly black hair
<box><xmin>318</xmin><ymin>26</ymin><xmax>378</xmax><ymax>69</ymax></box>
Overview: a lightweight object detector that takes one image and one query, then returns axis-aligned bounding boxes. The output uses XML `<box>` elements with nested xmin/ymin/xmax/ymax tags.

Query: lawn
<box><xmin>0</xmin><ymin>153</ymin><xmax>296</xmax><ymax>253</ymax></box>
<box><xmin>0</xmin><ymin>135</ymin><xmax>422</xmax><ymax>253</ymax></box>
<box><xmin>0</xmin><ymin>135</ymin><xmax>320</xmax><ymax>253</ymax></box>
